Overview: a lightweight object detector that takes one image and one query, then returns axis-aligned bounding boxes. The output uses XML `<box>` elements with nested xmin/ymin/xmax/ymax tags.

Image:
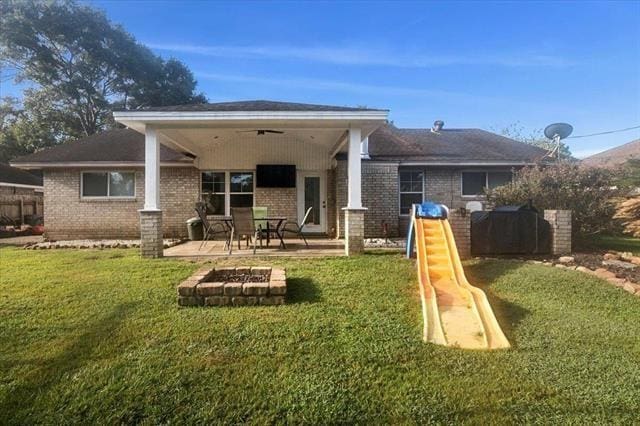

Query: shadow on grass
<box><xmin>285</xmin><ymin>277</ymin><xmax>322</xmax><ymax>304</ymax></box>
<box><xmin>0</xmin><ymin>302</ymin><xmax>139</xmax><ymax>419</ymax></box>
<box><xmin>466</xmin><ymin>260</ymin><xmax>530</xmax><ymax>345</ymax></box>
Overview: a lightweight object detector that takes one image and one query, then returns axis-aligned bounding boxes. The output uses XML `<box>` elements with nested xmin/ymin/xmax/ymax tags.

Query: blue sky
<box><xmin>4</xmin><ymin>0</ymin><xmax>640</xmax><ymax>157</ymax></box>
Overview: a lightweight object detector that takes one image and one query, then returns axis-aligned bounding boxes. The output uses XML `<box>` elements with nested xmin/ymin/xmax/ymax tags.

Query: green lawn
<box><xmin>1</xmin><ymin>248</ymin><xmax>639</xmax><ymax>424</ymax></box>
<box><xmin>586</xmin><ymin>234</ymin><xmax>640</xmax><ymax>255</ymax></box>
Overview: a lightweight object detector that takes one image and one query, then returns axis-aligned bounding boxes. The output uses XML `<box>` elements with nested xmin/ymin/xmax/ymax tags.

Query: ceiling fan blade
<box><xmin>236</xmin><ymin>129</ymin><xmax>285</xmax><ymax>136</ymax></box>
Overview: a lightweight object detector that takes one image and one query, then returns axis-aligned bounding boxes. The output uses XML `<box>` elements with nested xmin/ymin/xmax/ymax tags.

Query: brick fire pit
<box><xmin>177</xmin><ymin>266</ymin><xmax>286</xmax><ymax>307</ymax></box>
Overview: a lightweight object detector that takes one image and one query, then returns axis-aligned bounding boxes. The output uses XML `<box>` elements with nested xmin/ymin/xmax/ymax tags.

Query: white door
<box><xmin>297</xmin><ymin>171</ymin><xmax>326</xmax><ymax>233</ymax></box>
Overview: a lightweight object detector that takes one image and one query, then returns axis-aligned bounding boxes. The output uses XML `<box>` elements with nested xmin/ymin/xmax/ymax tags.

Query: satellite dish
<box><xmin>544</xmin><ymin>123</ymin><xmax>573</xmax><ymax>140</ymax></box>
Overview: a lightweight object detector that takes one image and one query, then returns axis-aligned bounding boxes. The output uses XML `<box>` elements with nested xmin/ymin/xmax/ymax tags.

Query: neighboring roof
<box><xmin>134</xmin><ymin>100</ymin><xmax>386</xmax><ymax>113</ymax></box>
<box><xmin>581</xmin><ymin>139</ymin><xmax>640</xmax><ymax>168</ymax></box>
<box><xmin>11</xmin><ymin>129</ymin><xmax>194</xmax><ymax>166</ymax></box>
<box><xmin>367</xmin><ymin>124</ymin><xmax>548</xmax><ymax>163</ymax></box>
<box><xmin>0</xmin><ymin>163</ymin><xmax>43</xmax><ymax>187</ymax></box>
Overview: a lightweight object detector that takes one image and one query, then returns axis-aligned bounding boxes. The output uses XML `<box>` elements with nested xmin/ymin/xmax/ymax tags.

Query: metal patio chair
<box><xmin>195</xmin><ymin>202</ymin><xmax>230</xmax><ymax>251</ymax></box>
<box><xmin>229</xmin><ymin>207</ymin><xmax>262</xmax><ymax>254</ymax></box>
<box><xmin>280</xmin><ymin>207</ymin><xmax>312</xmax><ymax>248</ymax></box>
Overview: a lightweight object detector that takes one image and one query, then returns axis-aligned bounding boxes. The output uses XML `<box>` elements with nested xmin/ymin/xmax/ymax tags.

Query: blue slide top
<box><xmin>415</xmin><ymin>202</ymin><xmax>448</xmax><ymax>219</ymax></box>
<box><xmin>406</xmin><ymin>202</ymin><xmax>447</xmax><ymax>258</ymax></box>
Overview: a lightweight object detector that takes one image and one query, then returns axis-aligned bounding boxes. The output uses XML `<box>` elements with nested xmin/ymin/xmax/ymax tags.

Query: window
<box><xmin>399</xmin><ymin>170</ymin><xmax>424</xmax><ymax>215</ymax></box>
<box><xmin>81</xmin><ymin>172</ymin><xmax>135</xmax><ymax>198</ymax></box>
<box><xmin>201</xmin><ymin>172</ymin><xmax>225</xmax><ymax>215</ymax></box>
<box><xmin>461</xmin><ymin>171</ymin><xmax>512</xmax><ymax>196</ymax></box>
<box><xmin>201</xmin><ymin>171</ymin><xmax>254</xmax><ymax>215</ymax></box>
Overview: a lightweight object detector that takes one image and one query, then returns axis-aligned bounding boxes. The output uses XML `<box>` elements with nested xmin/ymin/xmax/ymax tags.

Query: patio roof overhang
<box><xmin>113</xmin><ymin>109</ymin><xmax>389</xmax><ymax>157</ymax></box>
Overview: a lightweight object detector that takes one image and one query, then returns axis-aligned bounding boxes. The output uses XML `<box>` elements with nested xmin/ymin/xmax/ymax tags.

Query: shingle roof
<box><xmin>0</xmin><ymin>163</ymin><xmax>43</xmax><ymax>186</ymax></box>
<box><xmin>11</xmin><ymin>123</ymin><xmax>547</xmax><ymax>167</ymax></box>
<box><xmin>11</xmin><ymin>129</ymin><xmax>193</xmax><ymax>165</ymax></box>
<box><xmin>581</xmin><ymin>139</ymin><xmax>640</xmax><ymax>168</ymax></box>
<box><xmin>134</xmin><ymin>100</ymin><xmax>386</xmax><ymax>113</ymax></box>
<box><xmin>368</xmin><ymin>124</ymin><xmax>548</xmax><ymax>163</ymax></box>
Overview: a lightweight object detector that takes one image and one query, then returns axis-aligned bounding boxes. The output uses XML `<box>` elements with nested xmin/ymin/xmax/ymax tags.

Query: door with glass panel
<box><xmin>297</xmin><ymin>171</ymin><xmax>326</xmax><ymax>233</ymax></box>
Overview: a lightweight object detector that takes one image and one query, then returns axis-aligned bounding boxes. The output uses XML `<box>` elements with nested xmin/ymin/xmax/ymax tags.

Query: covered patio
<box><xmin>113</xmin><ymin>101</ymin><xmax>388</xmax><ymax>258</ymax></box>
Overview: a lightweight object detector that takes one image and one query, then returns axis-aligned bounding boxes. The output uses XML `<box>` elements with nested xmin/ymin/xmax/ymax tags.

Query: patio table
<box><xmin>217</xmin><ymin>216</ymin><xmax>288</xmax><ymax>249</ymax></box>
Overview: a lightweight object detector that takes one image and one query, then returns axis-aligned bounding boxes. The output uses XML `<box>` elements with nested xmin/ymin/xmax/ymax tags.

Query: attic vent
<box><xmin>431</xmin><ymin>120</ymin><xmax>444</xmax><ymax>132</ymax></box>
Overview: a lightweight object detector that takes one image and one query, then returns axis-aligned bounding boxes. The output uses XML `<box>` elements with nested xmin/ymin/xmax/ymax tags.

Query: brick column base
<box><xmin>449</xmin><ymin>210</ymin><xmax>471</xmax><ymax>259</ymax></box>
<box><xmin>343</xmin><ymin>208</ymin><xmax>366</xmax><ymax>256</ymax></box>
<box><xmin>140</xmin><ymin>210</ymin><xmax>163</xmax><ymax>258</ymax></box>
<box><xmin>544</xmin><ymin>210</ymin><xmax>572</xmax><ymax>255</ymax></box>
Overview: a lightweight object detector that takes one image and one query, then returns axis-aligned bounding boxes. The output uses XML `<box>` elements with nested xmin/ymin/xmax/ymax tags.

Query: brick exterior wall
<box><xmin>334</xmin><ymin>160</ymin><xmax>400</xmax><ymax>239</ymax></box>
<box><xmin>43</xmin><ymin>167</ymin><xmax>198</xmax><ymax>240</ymax></box>
<box><xmin>254</xmin><ymin>187</ymin><xmax>297</xmax><ymax>221</ymax></box>
<box><xmin>424</xmin><ymin>168</ymin><xmax>487</xmax><ymax>210</ymax></box>
<box><xmin>544</xmin><ymin>210</ymin><xmax>572</xmax><ymax>255</ymax></box>
<box><xmin>362</xmin><ymin>162</ymin><xmax>399</xmax><ymax>238</ymax></box>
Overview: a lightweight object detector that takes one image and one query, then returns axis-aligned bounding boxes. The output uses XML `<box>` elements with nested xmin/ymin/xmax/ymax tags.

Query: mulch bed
<box><xmin>572</xmin><ymin>253</ymin><xmax>640</xmax><ymax>283</ymax></box>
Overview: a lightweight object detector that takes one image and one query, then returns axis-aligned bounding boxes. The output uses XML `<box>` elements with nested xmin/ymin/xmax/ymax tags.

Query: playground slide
<box><xmin>413</xmin><ymin>215</ymin><xmax>510</xmax><ymax>350</ymax></box>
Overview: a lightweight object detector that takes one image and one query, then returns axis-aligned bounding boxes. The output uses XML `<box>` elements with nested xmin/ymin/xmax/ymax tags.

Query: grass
<box><xmin>1</xmin><ymin>248</ymin><xmax>639</xmax><ymax>424</ymax></box>
<box><xmin>585</xmin><ymin>234</ymin><xmax>640</xmax><ymax>255</ymax></box>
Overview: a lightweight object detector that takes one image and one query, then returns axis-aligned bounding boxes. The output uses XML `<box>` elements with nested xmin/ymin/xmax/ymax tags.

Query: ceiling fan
<box><xmin>237</xmin><ymin>129</ymin><xmax>284</xmax><ymax>136</ymax></box>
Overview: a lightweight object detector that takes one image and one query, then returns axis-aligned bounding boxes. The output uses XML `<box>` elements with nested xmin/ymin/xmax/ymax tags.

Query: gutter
<box><xmin>0</xmin><ymin>182</ymin><xmax>44</xmax><ymax>190</ymax></box>
<box><xmin>9</xmin><ymin>161</ymin><xmax>195</xmax><ymax>169</ymax></box>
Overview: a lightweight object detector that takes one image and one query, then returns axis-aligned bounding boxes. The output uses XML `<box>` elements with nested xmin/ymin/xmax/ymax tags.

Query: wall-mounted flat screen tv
<box><xmin>256</xmin><ymin>164</ymin><xmax>296</xmax><ymax>188</ymax></box>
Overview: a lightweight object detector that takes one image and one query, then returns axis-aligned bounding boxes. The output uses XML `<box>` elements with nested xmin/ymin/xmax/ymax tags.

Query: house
<box><xmin>0</xmin><ymin>163</ymin><xmax>44</xmax><ymax>226</ymax></box>
<box><xmin>581</xmin><ymin>138</ymin><xmax>640</xmax><ymax>168</ymax></box>
<box><xmin>10</xmin><ymin>100</ymin><xmax>546</xmax><ymax>257</ymax></box>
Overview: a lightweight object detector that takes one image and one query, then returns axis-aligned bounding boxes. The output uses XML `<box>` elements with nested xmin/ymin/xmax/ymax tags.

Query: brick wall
<box><xmin>424</xmin><ymin>168</ymin><xmax>487</xmax><ymax>210</ymax></box>
<box><xmin>544</xmin><ymin>210</ymin><xmax>572</xmax><ymax>254</ymax></box>
<box><xmin>254</xmin><ymin>187</ymin><xmax>297</xmax><ymax>221</ymax></box>
<box><xmin>334</xmin><ymin>160</ymin><xmax>400</xmax><ymax>238</ymax></box>
<box><xmin>362</xmin><ymin>162</ymin><xmax>399</xmax><ymax>238</ymax></box>
<box><xmin>449</xmin><ymin>210</ymin><xmax>471</xmax><ymax>259</ymax></box>
<box><xmin>43</xmin><ymin>167</ymin><xmax>199</xmax><ymax>240</ymax></box>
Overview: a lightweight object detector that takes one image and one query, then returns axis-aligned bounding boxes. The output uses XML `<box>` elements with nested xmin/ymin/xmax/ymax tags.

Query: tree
<box><xmin>0</xmin><ymin>92</ymin><xmax>79</xmax><ymax>162</ymax></box>
<box><xmin>486</xmin><ymin>163</ymin><xmax>620</xmax><ymax>243</ymax></box>
<box><xmin>0</xmin><ymin>0</ymin><xmax>206</xmax><ymax>159</ymax></box>
<box><xmin>497</xmin><ymin>122</ymin><xmax>573</xmax><ymax>160</ymax></box>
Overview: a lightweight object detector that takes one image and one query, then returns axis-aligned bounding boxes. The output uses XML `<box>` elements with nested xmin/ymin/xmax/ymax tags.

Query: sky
<box><xmin>3</xmin><ymin>0</ymin><xmax>640</xmax><ymax>158</ymax></box>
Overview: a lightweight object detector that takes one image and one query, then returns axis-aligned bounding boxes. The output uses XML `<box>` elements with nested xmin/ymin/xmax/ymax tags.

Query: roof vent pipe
<box><xmin>432</xmin><ymin>120</ymin><xmax>444</xmax><ymax>132</ymax></box>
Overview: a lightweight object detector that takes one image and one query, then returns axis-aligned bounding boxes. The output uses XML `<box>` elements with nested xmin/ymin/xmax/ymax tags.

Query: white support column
<box><xmin>144</xmin><ymin>126</ymin><xmax>161</xmax><ymax>210</ymax></box>
<box><xmin>140</xmin><ymin>125</ymin><xmax>163</xmax><ymax>258</ymax></box>
<box><xmin>343</xmin><ymin>126</ymin><xmax>366</xmax><ymax>255</ymax></box>
<box><xmin>347</xmin><ymin>126</ymin><xmax>362</xmax><ymax>209</ymax></box>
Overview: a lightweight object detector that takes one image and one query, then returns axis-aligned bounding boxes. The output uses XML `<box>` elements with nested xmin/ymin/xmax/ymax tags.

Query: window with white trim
<box><xmin>399</xmin><ymin>170</ymin><xmax>424</xmax><ymax>215</ymax></box>
<box><xmin>201</xmin><ymin>171</ymin><xmax>254</xmax><ymax>215</ymax></box>
<box><xmin>461</xmin><ymin>171</ymin><xmax>512</xmax><ymax>196</ymax></box>
<box><xmin>81</xmin><ymin>171</ymin><xmax>135</xmax><ymax>198</ymax></box>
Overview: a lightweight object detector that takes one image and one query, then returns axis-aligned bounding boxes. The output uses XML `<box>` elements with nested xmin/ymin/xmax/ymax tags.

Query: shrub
<box><xmin>486</xmin><ymin>163</ymin><xmax>620</xmax><ymax>242</ymax></box>
<box><xmin>614</xmin><ymin>197</ymin><xmax>640</xmax><ymax>238</ymax></box>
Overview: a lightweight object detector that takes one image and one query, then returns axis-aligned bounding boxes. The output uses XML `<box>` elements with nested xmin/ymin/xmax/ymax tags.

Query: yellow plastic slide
<box><xmin>414</xmin><ymin>216</ymin><xmax>510</xmax><ymax>349</ymax></box>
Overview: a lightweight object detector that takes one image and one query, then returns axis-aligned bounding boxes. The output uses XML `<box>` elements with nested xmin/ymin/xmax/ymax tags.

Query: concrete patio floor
<box><xmin>164</xmin><ymin>237</ymin><xmax>345</xmax><ymax>258</ymax></box>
